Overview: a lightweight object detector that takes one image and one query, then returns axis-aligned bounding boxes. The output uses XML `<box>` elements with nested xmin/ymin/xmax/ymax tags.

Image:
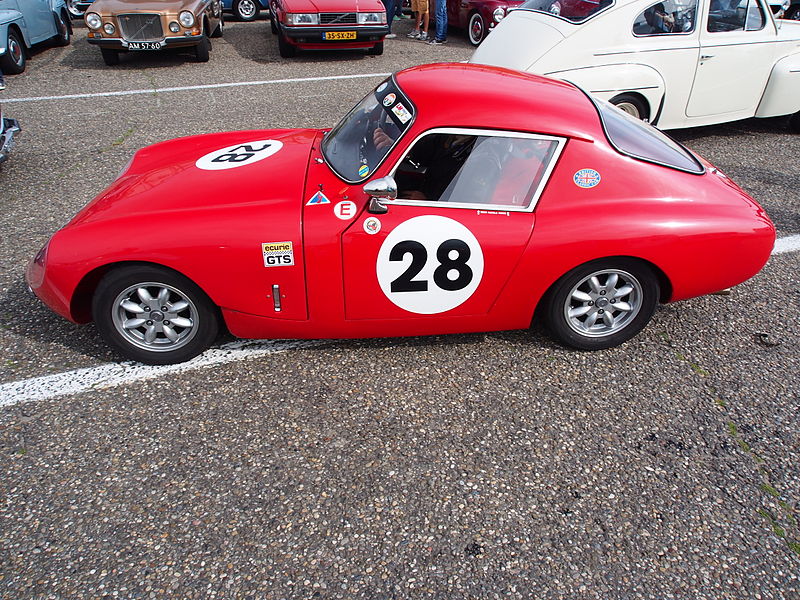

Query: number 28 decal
<box><xmin>196</xmin><ymin>140</ymin><xmax>283</xmax><ymax>171</ymax></box>
<box><xmin>376</xmin><ymin>216</ymin><xmax>484</xmax><ymax>315</ymax></box>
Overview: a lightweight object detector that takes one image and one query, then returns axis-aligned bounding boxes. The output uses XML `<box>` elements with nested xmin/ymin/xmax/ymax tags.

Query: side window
<box><xmin>393</xmin><ymin>132</ymin><xmax>561</xmax><ymax>210</ymax></box>
<box><xmin>707</xmin><ymin>0</ymin><xmax>765</xmax><ymax>31</ymax></box>
<box><xmin>633</xmin><ymin>0</ymin><xmax>697</xmax><ymax>34</ymax></box>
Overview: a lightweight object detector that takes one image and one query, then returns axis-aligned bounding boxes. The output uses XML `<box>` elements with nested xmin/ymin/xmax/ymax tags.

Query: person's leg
<box><xmin>382</xmin><ymin>0</ymin><xmax>396</xmax><ymax>33</ymax></box>
<box><xmin>421</xmin><ymin>10</ymin><xmax>429</xmax><ymax>38</ymax></box>
<box><xmin>434</xmin><ymin>0</ymin><xmax>447</xmax><ymax>41</ymax></box>
<box><xmin>0</xmin><ymin>69</ymin><xmax>5</xmax><ymax>91</ymax></box>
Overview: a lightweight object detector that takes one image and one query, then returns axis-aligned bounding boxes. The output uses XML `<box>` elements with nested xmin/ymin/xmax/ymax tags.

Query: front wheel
<box><xmin>92</xmin><ymin>265</ymin><xmax>220</xmax><ymax>365</ymax></box>
<box><xmin>785</xmin><ymin>4</ymin><xmax>800</xmax><ymax>19</ymax></box>
<box><xmin>194</xmin><ymin>34</ymin><xmax>210</xmax><ymax>62</ymax></box>
<box><xmin>366</xmin><ymin>41</ymin><xmax>384</xmax><ymax>55</ymax></box>
<box><xmin>278</xmin><ymin>33</ymin><xmax>296</xmax><ymax>57</ymax></box>
<box><xmin>789</xmin><ymin>111</ymin><xmax>800</xmax><ymax>133</ymax></box>
<box><xmin>233</xmin><ymin>0</ymin><xmax>261</xmax><ymax>21</ymax></box>
<box><xmin>467</xmin><ymin>12</ymin><xmax>485</xmax><ymax>46</ymax></box>
<box><xmin>210</xmin><ymin>17</ymin><xmax>224</xmax><ymax>38</ymax></box>
<box><xmin>100</xmin><ymin>47</ymin><xmax>120</xmax><ymax>65</ymax></box>
<box><xmin>0</xmin><ymin>30</ymin><xmax>26</xmax><ymax>74</ymax></box>
<box><xmin>609</xmin><ymin>93</ymin><xmax>649</xmax><ymax>122</ymax></box>
<box><xmin>541</xmin><ymin>259</ymin><xmax>659</xmax><ymax>350</ymax></box>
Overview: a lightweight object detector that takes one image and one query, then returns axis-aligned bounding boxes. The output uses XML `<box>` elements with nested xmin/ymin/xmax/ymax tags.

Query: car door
<box><xmin>12</xmin><ymin>0</ymin><xmax>56</xmax><ymax>44</ymax></box>
<box><xmin>338</xmin><ymin>128</ymin><xmax>565</xmax><ymax>324</ymax></box>
<box><xmin>686</xmin><ymin>0</ymin><xmax>778</xmax><ymax>117</ymax></box>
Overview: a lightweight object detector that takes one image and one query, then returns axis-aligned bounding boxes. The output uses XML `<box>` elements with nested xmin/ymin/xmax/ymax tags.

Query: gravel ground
<box><xmin>0</xmin><ymin>18</ymin><xmax>798</xmax><ymax>599</ymax></box>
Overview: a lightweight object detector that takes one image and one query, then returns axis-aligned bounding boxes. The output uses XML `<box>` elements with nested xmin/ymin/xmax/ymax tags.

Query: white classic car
<box><xmin>470</xmin><ymin>0</ymin><xmax>800</xmax><ymax>131</ymax></box>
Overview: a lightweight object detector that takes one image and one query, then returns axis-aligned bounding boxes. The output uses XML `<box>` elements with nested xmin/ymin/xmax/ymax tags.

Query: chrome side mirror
<box><xmin>363</xmin><ymin>176</ymin><xmax>397</xmax><ymax>214</ymax></box>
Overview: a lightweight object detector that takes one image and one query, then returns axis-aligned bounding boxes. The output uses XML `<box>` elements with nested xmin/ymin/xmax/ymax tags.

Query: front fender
<box><xmin>755</xmin><ymin>51</ymin><xmax>800</xmax><ymax>118</ymax></box>
<box><xmin>546</xmin><ymin>63</ymin><xmax>665</xmax><ymax>121</ymax></box>
<box><xmin>0</xmin><ymin>11</ymin><xmax>27</xmax><ymax>55</ymax></box>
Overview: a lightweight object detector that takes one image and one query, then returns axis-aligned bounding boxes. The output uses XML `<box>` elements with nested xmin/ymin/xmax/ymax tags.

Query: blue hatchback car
<box><xmin>222</xmin><ymin>0</ymin><xmax>268</xmax><ymax>21</ymax></box>
<box><xmin>0</xmin><ymin>0</ymin><xmax>71</xmax><ymax>74</ymax></box>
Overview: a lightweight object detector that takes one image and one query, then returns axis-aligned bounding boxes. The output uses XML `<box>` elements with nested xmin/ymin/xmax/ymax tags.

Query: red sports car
<box><xmin>27</xmin><ymin>63</ymin><xmax>775</xmax><ymax>364</ymax></box>
<box><xmin>269</xmin><ymin>0</ymin><xmax>389</xmax><ymax>56</ymax></box>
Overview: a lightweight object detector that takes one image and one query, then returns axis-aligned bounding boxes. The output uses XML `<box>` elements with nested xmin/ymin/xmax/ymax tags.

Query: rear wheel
<box><xmin>92</xmin><ymin>265</ymin><xmax>220</xmax><ymax>365</ymax></box>
<box><xmin>609</xmin><ymin>93</ymin><xmax>649</xmax><ymax>122</ymax></box>
<box><xmin>233</xmin><ymin>0</ymin><xmax>261</xmax><ymax>21</ymax></box>
<box><xmin>53</xmin><ymin>11</ymin><xmax>72</xmax><ymax>46</ymax></box>
<box><xmin>366</xmin><ymin>41</ymin><xmax>384</xmax><ymax>55</ymax></box>
<box><xmin>0</xmin><ymin>30</ymin><xmax>26</xmax><ymax>74</ymax></box>
<box><xmin>278</xmin><ymin>33</ymin><xmax>296</xmax><ymax>57</ymax></box>
<box><xmin>789</xmin><ymin>111</ymin><xmax>800</xmax><ymax>134</ymax></box>
<box><xmin>100</xmin><ymin>47</ymin><xmax>120</xmax><ymax>65</ymax></box>
<box><xmin>542</xmin><ymin>258</ymin><xmax>659</xmax><ymax>350</ymax></box>
<box><xmin>467</xmin><ymin>12</ymin><xmax>485</xmax><ymax>45</ymax></box>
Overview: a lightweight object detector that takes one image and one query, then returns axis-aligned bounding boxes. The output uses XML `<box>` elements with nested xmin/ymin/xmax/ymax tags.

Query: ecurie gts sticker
<box><xmin>262</xmin><ymin>241</ymin><xmax>294</xmax><ymax>267</ymax></box>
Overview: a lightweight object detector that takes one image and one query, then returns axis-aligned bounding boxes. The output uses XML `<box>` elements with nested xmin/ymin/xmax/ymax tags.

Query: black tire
<box><xmin>789</xmin><ymin>111</ymin><xmax>800</xmax><ymax>134</ymax></box>
<box><xmin>233</xmin><ymin>0</ymin><xmax>261</xmax><ymax>21</ymax></box>
<box><xmin>100</xmin><ymin>47</ymin><xmax>120</xmax><ymax>65</ymax></box>
<box><xmin>270</xmin><ymin>13</ymin><xmax>278</xmax><ymax>33</ymax></box>
<box><xmin>0</xmin><ymin>29</ymin><xmax>26</xmax><ymax>74</ymax></box>
<box><xmin>366</xmin><ymin>41</ymin><xmax>384</xmax><ymax>55</ymax></box>
<box><xmin>92</xmin><ymin>265</ymin><xmax>220</xmax><ymax>365</ymax></box>
<box><xmin>467</xmin><ymin>12</ymin><xmax>485</xmax><ymax>46</ymax></box>
<box><xmin>609</xmin><ymin>93</ymin><xmax>649</xmax><ymax>122</ymax></box>
<box><xmin>194</xmin><ymin>33</ymin><xmax>210</xmax><ymax>62</ymax></box>
<box><xmin>785</xmin><ymin>4</ymin><xmax>800</xmax><ymax>19</ymax></box>
<box><xmin>541</xmin><ymin>258</ymin><xmax>659</xmax><ymax>351</ymax></box>
<box><xmin>278</xmin><ymin>33</ymin><xmax>296</xmax><ymax>57</ymax></box>
<box><xmin>210</xmin><ymin>16</ymin><xmax>224</xmax><ymax>38</ymax></box>
<box><xmin>53</xmin><ymin>11</ymin><xmax>72</xmax><ymax>47</ymax></box>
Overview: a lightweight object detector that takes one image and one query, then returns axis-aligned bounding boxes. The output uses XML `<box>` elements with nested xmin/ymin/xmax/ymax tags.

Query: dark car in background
<box><xmin>447</xmin><ymin>0</ymin><xmax>525</xmax><ymax>44</ymax></box>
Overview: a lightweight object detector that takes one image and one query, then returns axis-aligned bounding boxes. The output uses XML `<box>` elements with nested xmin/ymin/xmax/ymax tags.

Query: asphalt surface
<box><xmin>1</xmin><ymin>17</ymin><xmax>799</xmax><ymax>599</ymax></box>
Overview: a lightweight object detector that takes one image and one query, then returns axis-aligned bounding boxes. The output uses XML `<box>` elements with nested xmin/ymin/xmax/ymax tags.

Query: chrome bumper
<box><xmin>0</xmin><ymin>117</ymin><xmax>21</xmax><ymax>164</ymax></box>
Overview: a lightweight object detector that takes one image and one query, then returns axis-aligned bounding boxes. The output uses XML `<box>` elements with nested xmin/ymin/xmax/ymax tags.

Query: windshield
<box><xmin>517</xmin><ymin>0</ymin><xmax>614</xmax><ymax>22</ymax></box>
<box><xmin>321</xmin><ymin>77</ymin><xmax>415</xmax><ymax>183</ymax></box>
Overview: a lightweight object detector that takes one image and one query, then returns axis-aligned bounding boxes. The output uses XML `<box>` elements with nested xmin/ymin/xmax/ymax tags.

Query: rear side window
<box><xmin>593</xmin><ymin>98</ymin><xmax>703</xmax><ymax>174</ymax></box>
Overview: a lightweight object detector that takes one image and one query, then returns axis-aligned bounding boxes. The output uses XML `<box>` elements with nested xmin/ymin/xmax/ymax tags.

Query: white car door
<box><xmin>686</xmin><ymin>0</ymin><xmax>778</xmax><ymax>117</ymax></box>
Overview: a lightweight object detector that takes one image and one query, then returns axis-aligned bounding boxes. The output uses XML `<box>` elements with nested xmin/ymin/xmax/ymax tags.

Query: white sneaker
<box><xmin>385</xmin><ymin>33</ymin><xmax>397</xmax><ymax>38</ymax></box>
<box><xmin>407</xmin><ymin>29</ymin><xmax>420</xmax><ymax>38</ymax></box>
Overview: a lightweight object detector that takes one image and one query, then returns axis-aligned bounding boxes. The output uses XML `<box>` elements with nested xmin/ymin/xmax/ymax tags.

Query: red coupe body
<box><xmin>28</xmin><ymin>63</ymin><xmax>775</xmax><ymax>364</ymax></box>
<box><xmin>270</xmin><ymin>0</ymin><xmax>388</xmax><ymax>55</ymax></box>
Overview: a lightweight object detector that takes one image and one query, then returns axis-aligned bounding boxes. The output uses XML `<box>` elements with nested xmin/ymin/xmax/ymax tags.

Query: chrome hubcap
<box><xmin>470</xmin><ymin>16</ymin><xmax>483</xmax><ymax>42</ymax></box>
<box><xmin>238</xmin><ymin>0</ymin><xmax>257</xmax><ymax>17</ymax></box>
<box><xmin>9</xmin><ymin>38</ymin><xmax>22</xmax><ymax>65</ymax></box>
<box><xmin>564</xmin><ymin>269</ymin><xmax>643</xmax><ymax>338</ymax></box>
<box><xmin>111</xmin><ymin>282</ymin><xmax>198</xmax><ymax>352</ymax></box>
<box><xmin>615</xmin><ymin>102</ymin><xmax>640</xmax><ymax>119</ymax></box>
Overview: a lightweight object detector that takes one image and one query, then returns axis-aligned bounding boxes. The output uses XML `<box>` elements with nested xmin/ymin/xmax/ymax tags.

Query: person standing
<box><xmin>382</xmin><ymin>0</ymin><xmax>398</xmax><ymax>38</ymax></box>
<box><xmin>0</xmin><ymin>68</ymin><xmax>5</xmax><ymax>91</ymax></box>
<box><xmin>407</xmin><ymin>0</ymin><xmax>429</xmax><ymax>40</ymax></box>
<box><xmin>429</xmin><ymin>0</ymin><xmax>447</xmax><ymax>44</ymax></box>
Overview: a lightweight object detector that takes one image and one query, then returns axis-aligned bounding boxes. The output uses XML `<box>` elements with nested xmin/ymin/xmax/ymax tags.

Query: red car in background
<box><xmin>27</xmin><ymin>63</ymin><xmax>774</xmax><ymax>364</ymax></box>
<box><xmin>447</xmin><ymin>0</ymin><xmax>525</xmax><ymax>45</ymax></box>
<box><xmin>269</xmin><ymin>0</ymin><xmax>388</xmax><ymax>56</ymax></box>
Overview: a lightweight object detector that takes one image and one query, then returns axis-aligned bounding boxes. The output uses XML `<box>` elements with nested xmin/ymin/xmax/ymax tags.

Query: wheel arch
<box><xmin>532</xmin><ymin>254</ymin><xmax>672</xmax><ymax>324</ymax></box>
<box><xmin>70</xmin><ymin>260</ymin><xmax>224</xmax><ymax>326</ymax></box>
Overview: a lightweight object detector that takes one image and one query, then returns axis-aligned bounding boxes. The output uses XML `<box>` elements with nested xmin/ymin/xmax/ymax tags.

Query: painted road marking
<box><xmin>1</xmin><ymin>73</ymin><xmax>391</xmax><ymax>104</ymax></box>
<box><xmin>0</xmin><ymin>236</ymin><xmax>797</xmax><ymax>408</ymax></box>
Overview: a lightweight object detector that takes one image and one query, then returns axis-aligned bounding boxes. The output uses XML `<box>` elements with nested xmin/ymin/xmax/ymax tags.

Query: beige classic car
<box><xmin>85</xmin><ymin>0</ymin><xmax>224</xmax><ymax>65</ymax></box>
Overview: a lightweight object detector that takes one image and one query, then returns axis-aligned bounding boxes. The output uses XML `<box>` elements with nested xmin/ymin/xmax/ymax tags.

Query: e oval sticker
<box><xmin>196</xmin><ymin>139</ymin><xmax>283</xmax><ymax>171</ymax></box>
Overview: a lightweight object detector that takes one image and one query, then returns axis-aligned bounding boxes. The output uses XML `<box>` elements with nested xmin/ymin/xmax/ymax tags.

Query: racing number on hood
<box><xmin>195</xmin><ymin>140</ymin><xmax>284</xmax><ymax>171</ymax></box>
<box><xmin>376</xmin><ymin>216</ymin><xmax>484</xmax><ymax>314</ymax></box>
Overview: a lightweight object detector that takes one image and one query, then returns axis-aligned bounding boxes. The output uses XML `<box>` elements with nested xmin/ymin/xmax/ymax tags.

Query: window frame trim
<box><xmin>385</xmin><ymin>127</ymin><xmax>567</xmax><ymax>213</ymax></box>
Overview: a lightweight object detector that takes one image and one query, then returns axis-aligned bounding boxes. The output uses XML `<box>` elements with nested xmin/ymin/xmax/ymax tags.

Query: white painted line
<box><xmin>0</xmin><ymin>339</ymin><xmax>320</xmax><ymax>409</ymax></box>
<box><xmin>0</xmin><ymin>235</ymin><xmax>798</xmax><ymax>409</ymax></box>
<box><xmin>772</xmin><ymin>234</ymin><xmax>800</xmax><ymax>255</ymax></box>
<box><xmin>1</xmin><ymin>72</ymin><xmax>392</xmax><ymax>104</ymax></box>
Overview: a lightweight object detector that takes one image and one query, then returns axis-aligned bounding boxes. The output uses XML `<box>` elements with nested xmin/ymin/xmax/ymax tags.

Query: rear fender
<box><xmin>755</xmin><ymin>52</ymin><xmax>800</xmax><ymax>118</ymax></box>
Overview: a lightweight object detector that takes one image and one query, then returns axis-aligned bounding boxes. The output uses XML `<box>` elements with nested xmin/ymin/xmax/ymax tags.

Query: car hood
<box><xmin>90</xmin><ymin>0</ymin><xmax>202</xmax><ymax>12</ymax></box>
<box><xmin>284</xmin><ymin>0</ymin><xmax>385</xmax><ymax>12</ymax></box>
<box><xmin>470</xmin><ymin>10</ymin><xmax>567</xmax><ymax>72</ymax></box>
<box><xmin>69</xmin><ymin>128</ymin><xmax>320</xmax><ymax>227</ymax></box>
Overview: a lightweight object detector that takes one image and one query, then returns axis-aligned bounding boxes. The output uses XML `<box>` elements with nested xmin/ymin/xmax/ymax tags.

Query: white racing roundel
<box><xmin>196</xmin><ymin>139</ymin><xmax>283</xmax><ymax>171</ymax></box>
<box><xmin>376</xmin><ymin>216</ymin><xmax>484</xmax><ymax>315</ymax></box>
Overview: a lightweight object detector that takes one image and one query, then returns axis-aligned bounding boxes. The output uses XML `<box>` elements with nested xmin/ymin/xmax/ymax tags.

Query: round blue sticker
<box><xmin>574</xmin><ymin>169</ymin><xmax>601</xmax><ymax>188</ymax></box>
<box><xmin>358</xmin><ymin>164</ymin><xmax>370</xmax><ymax>178</ymax></box>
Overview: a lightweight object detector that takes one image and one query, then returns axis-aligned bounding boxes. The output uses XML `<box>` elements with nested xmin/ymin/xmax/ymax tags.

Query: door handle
<box><xmin>700</xmin><ymin>54</ymin><xmax>715</xmax><ymax>60</ymax></box>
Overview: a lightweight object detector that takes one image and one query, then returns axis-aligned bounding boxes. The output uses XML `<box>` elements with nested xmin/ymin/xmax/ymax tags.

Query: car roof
<box><xmin>394</xmin><ymin>63</ymin><xmax>603</xmax><ymax>141</ymax></box>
